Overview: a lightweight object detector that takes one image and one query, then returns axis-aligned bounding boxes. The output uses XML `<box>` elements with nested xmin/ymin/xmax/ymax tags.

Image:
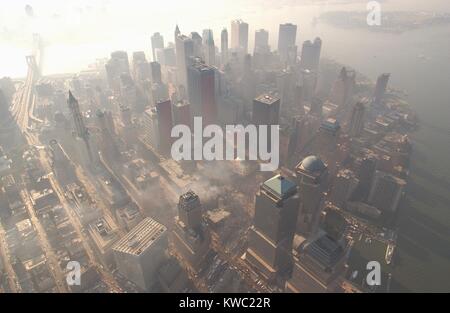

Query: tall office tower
<box><xmin>155</xmin><ymin>99</ymin><xmax>173</xmax><ymax>156</ymax></box>
<box><xmin>300</xmin><ymin>37</ymin><xmax>322</xmax><ymax>72</ymax></box>
<box><xmin>113</xmin><ymin>217</ymin><xmax>168</xmax><ymax>291</ymax></box>
<box><xmin>105</xmin><ymin>51</ymin><xmax>130</xmax><ymax>94</ymax></box>
<box><xmin>353</xmin><ymin>155</ymin><xmax>378</xmax><ymax>202</ymax></box>
<box><xmin>150</xmin><ymin>61</ymin><xmax>162</xmax><ymax>84</ymax></box>
<box><xmin>221</xmin><ymin>28</ymin><xmax>229</xmax><ymax>65</ymax></box>
<box><xmin>254</xmin><ymin>29</ymin><xmax>270</xmax><ymax>54</ymax></box>
<box><xmin>67</xmin><ymin>91</ymin><xmax>93</xmax><ymax>162</ymax></box>
<box><xmin>96</xmin><ymin>109</ymin><xmax>120</xmax><ymax>161</ymax></box>
<box><xmin>330</xmin><ymin>67</ymin><xmax>355</xmax><ymax>109</ymax></box>
<box><xmin>202</xmin><ymin>29</ymin><xmax>216</xmax><ymax>66</ymax></box>
<box><xmin>318</xmin><ymin>118</ymin><xmax>341</xmax><ymax>151</ymax></box>
<box><xmin>348</xmin><ymin>100</ymin><xmax>366</xmax><ymax>137</ymax></box>
<box><xmin>132</xmin><ymin>51</ymin><xmax>150</xmax><ymax>82</ymax></box>
<box><xmin>294</xmin><ymin>84</ymin><xmax>305</xmax><ymax>115</ymax></box>
<box><xmin>171</xmin><ymin>191</ymin><xmax>210</xmax><ymax>272</ymax></box>
<box><xmin>159</xmin><ymin>46</ymin><xmax>176</xmax><ymax>67</ymax></box>
<box><xmin>151</xmin><ymin>32</ymin><xmax>164</xmax><ymax>62</ymax></box>
<box><xmin>329</xmin><ymin>169</ymin><xmax>359</xmax><ymax>209</ymax></box>
<box><xmin>368</xmin><ymin>171</ymin><xmax>406</xmax><ymax>213</ymax></box>
<box><xmin>246</xmin><ymin>175</ymin><xmax>300</xmax><ymax>281</ymax></box>
<box><xmin>299</xmin><ymin>69</ymin><xmax>317</xmax><ymax>103</ymax></box>
<box><xmin>277</xmin><ymin>69</ymin><xmax>295</xmax><ymax>107</ymax></box>
<box><xmin>173</xmin><ymin>100</ymin><xmax>191</xmax><ymax>128</ymax></box>
<box><xmin>190</xmin><ymin>32</ymin><xmax>203</xmax><ymax>58</ymax></box>
<box><xmin>142</xmin><ymin>107</ymin><xmax>159</xmax><ymax>151</ymax></box>
<box><xmin>252</xmin><ymin>94</ymin><xmax>280</xmax><ymax>152</ymax></box>
<box><xmin>175</xmin><ymin>35</ymin><xmax>194</xmax><ymax>93</ymax></box>
<box><xmin>187</xmin><ymin>58</ymin><xmax>217</xmax><ymax>125</ymax></box>
<box><xmin>295</xmin><ymin>155</ymin><xmax>328</xmax><ymax>235</ymax></box>
<box><xmin>373</xmin><ymin>73</ymin><xmax>390</xmax><ymax>105</ymax></box>
<box><xmin>174</xmin><ymin>24</ymin><xmax>181</xmax><ymax>43</ymax></box>
<box><xmin>278</xmin><ymin>23</ymin><xmax>297</xmax><ymax>65</ymax></box>
<box><xmin>285</xmin><ymin>233</ymin><xmax>347</xmax><ymax>293</ymax></box>
<box><xmin>49</xmin><ymin>139</ymin><xmax>77</xmax><ymax>186</ymax></box>
<box><xmin>231</xmin><ymin>19</ymin><xmax>249</xmax><ymax>55</ymax></box>
<box><xmin>309</xmin><ymin>96</ymin><xmax>323</xmax><ymax>117</ymax></box>
<box><xmin>320</xmin><ymin>207</ymin><xmax>348</xmax><ymax>242</ymax></box>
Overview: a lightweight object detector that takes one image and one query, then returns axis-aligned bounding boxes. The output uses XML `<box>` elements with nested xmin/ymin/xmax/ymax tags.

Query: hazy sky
<box><xmin>1</xmin><ymin>0</ymin><xmax>449</xmax><ymax>77</ymax></box>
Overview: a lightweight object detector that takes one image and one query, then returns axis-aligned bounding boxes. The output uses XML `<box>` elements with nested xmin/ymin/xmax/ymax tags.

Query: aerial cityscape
<box><xmin>0</xmin><ymin>0</ymin><xmax>449</xmax><ymax>297</ymax></box>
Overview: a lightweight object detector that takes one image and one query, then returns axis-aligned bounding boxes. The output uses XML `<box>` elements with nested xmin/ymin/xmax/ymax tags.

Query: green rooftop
<box><xmin>262</xmin><ymin>175</ymin><xmax>297</xmax><ymax>200</ymax></box>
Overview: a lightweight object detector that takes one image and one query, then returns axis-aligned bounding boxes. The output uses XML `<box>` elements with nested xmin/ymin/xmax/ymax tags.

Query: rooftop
<box><xmin>262</xmin><ymin>174</ymin><xmax>297</xmax><ymax>200</ymax></box>
<box><xmin>298</xmin><ymin>155</ymin><xmax>327</xmax><ymax>173</ymax></box>
<box><xmin>255</xmin><ymin>94</ymin><xmax>280</xmax><ymax>106</ymax></box>
<box><xmin>113</xmin><ymin>217</ymin><xmax>166</xmax><ymax>256</ymax></box>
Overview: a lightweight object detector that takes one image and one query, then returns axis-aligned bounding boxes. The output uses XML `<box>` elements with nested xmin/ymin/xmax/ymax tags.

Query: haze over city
<box><xmin>0</xmin><ymin>0</ymin><xmax>449</xmax><ymax>298</ymax></box>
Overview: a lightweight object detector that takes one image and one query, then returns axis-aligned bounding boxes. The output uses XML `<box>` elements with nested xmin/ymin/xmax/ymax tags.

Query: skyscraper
<box><xmin>171</xmin><ymin>191</ymin><xmax>210</xmax><ymax>272</ymax></box>
<box><xmin>231</xmin><ymin>19</ymin><xmax>249</xmax><ymax>55</ymax></box>
<box><xmin>300</xmin><ymin>37</ymin><xmax>322</xmax><ymax>72</ymax></box>
<box><xmin>190</xmin><ymin>32</ymin><xmax>203</xmax><ymax>58</ymax></box>
<box><xmin>150</xmin><ymin>61</ymin><xmax>162</xmax><ymax>84</ymax></box>
<box><xmin>278</xmin><ymin>23</ymin><xmax>297</xmax><ymax>65</ymax></box>
<box><xmin>373</xmin><ymin>73</ymin><xmax>390</xmax><ymax>105</ymax></box>
<box><xmin>252</xmin><ymin>94</ymin><xmax>280</xmax><ymax>151</ymax></box>
<box><xmin>295</xmin><ymin>155</ymin><xmax>328</xmax><ymax>235</ymax></box>
<box><xmin>329</xmin><ymin>169</ymin><xmax>359</xmax><ymax>209</ymax></box>
<box><xmin>202</xmin><ymin>29</ymin><xmax>215</xmax><ymax>66</ymax></box>
<box><xmin>221</xmin><ymin>28</ymin><xmax>228</xmax><ymax>65</ymax></box>
<box><xmin>348</xmin><ymin>100</ymin><xmax>366</xmax><ymax>137</ymax></box>
<box><xmin>151</xmin><ymin>32</ymin><xmax>164</xmax><ymax>62</ymax></box>
<box><xmin>254</xmin><ymin>29</ymin><xmax>270</xmax><ymax>54</ymax></box>
<box><xmin>330</xmin><ymin>67</ymin><xmax>355</xmax><ymax>108</ymax></box>
<box><xmin>68</xmin><ymin>91</ymin><xmax>93</xmax><ymax>163</ymax></box>
<box><xmin>187</xmin><ymin>58</ymin><xmax>217</xmax><ymax>125</ymax></box>
<box><xmin>113</xmin><ymin>217</ymin><xmax>168</xmax><ymax>291</ymax></box>
<box><xmin>246</xmin><ymin>175</ymin><xmax>300</xmax><ymax>281</ymax></box>
<box><xmin>155</xmin><ymin>99</ymin><xmax>173</xmax><ymax>156</ymax></box>
<box><xmin>368</xmin><ymin>171</ymin><xmax>406</xmax><ymax>213</ymax></box>
<box><xmin>175</xmin><ymin>35</ymin><xmax>194</xmax><ymax>93</ymax></box>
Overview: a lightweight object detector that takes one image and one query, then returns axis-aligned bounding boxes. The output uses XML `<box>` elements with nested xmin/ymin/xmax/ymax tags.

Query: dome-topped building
<box><xmin>299</xmin><ymin>155</ymin><xmax>326</xmax><ymax>173</ymax></box>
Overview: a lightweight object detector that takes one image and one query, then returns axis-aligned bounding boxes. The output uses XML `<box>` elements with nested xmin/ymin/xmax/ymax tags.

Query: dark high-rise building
<box><xmin>68</xmin><ymin>91</ymin><xmax>92</xmax><ymax>158</ymax></box>
<box><xmin>231</xmin><ymin>19</ymin><xmax>249</xmax><ymax>55</ymax></box>
<box><xmin>190</xmin><ymin>32</ymin><xmax>203</xmax><ymax>58</ymax></box>
<box><xmin>173</xmin><ymin>100</ymin><xmax>191</xmax><ymax>129</ymax></box>
<box><xmin>187</xmin><ymin>58</ymin><xmax>217</xmax><ymax>125</ymax></box>
<box><xmin>171</xmin><ymin>191</ymin><xmax>210</xmax><ymax>272</ymax></box>
<box><xmin>155</xmin><ymin>99</ymin><xmax>173</xmax><ymax>156</ymax></box>
<box><xmin>353</xmin><ymin>155</ymin><xmax>378</xmax><ymax>202</ymax></box>
<box><xmin>221</xmin><ymin>28</ymin><xmax>229</xmax><ymax>65</ymax></box>
<box><xmin>175</xmin><ymin>34</ymin><xmax>194</xmax><ymax>92</ymax></box>
<box><xmin>295</xmin><ymin>155</ymin><xmax>328</xmax><ymax>235</ymax></box>
<box><xmin>246</xmin><ymin>175</ymin><xmax>300</xmax><ymax>281</ymax></box>
<box><xmin>300</xmin><ymin>37</ymin><xmax>322</xmax><ymax>72</ymax></box>
<box><xmin>202</xmin><ymin>29</ymin><xmax>215</xmax><ymax>66</ymax></box>
<box><xmin>252</xmin><ymin>94</ymin><xmax>280</xmax><ymax>151</ymax></box>
<box><xmin>278</xmin><ymin>23</ymin><xmax>297</xmax><ymax>65</ymax></box>
<box><xmin>348</xmin><ymin>100</ymin><xmax>366</xmax><ymax>137</ymax></box>
<box><xmin>150</xmin><ymin>61</ymin><xmax>162</xmax><ymax>84</ymax></box>
<box><xmin>329</xmin><ymin>169</ymin><xmax>359</xmax><ymax>210</ymax></box>
<box><xmin>286</xmin><ymin>233</ymin><xmax>348</xmax><ymax>293</ymax></box>
<box><xmin>151</xmin><ymin>32</ymin><xmax>164</xmax><ymax>62</ymax></box>
<box><xmin>330</xmin><ymin>67</ymin><xmax>355</xmax><ymax>109</ymax></box>
<box><xmin>368</xmin><ymin>171</ymin><xmax>406</xmax><ymax>213</ymax></box>
<box><xmin>132</xmin><ymin>51</ymin><xmax>150</xmax><ymax>82</ymax></box>
<box><xmin>373</xmin><ymin>73</ymin><xmax>390</xmax><ymax>105</ymax></box>
<box><xmin>254</xmin><ymin>29</ymin><xmax>269</xmax><ymax>54</ymax></box>
<box><xmin>252</xmin><ymin>94</ymin><xmax>280</xmax><ymax>126</ymax></box>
